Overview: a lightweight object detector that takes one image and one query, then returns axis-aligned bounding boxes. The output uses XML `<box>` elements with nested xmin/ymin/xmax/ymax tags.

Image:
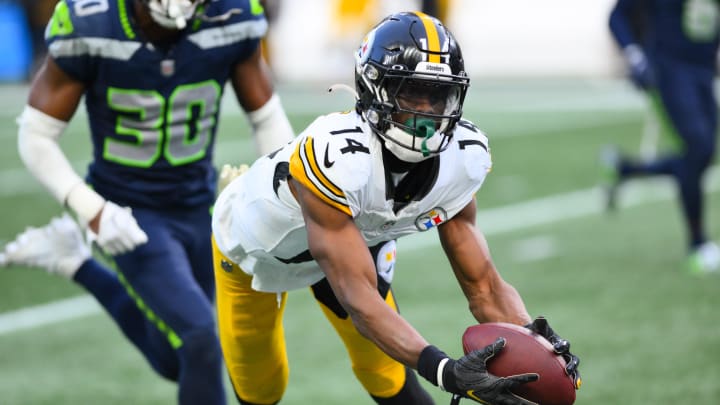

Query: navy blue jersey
<box><xmin>610</xmin><ymin>0</ymin><xmax>720</xmax><ymax>66</ymax></box>
<box><xmin>44</xmin><ymin>0</ymin><xmax>267</xmax><ymax>209</ymax></box>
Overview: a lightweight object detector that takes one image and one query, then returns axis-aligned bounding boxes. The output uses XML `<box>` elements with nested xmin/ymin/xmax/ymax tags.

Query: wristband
<box><xmin>247</xmin><ymin>93</ymin><xmax>294</xmax><ymax>155</ymax></box>
<box><xmin>417</xmin><ymin>345</ymin><xmax>448</xmax><ymax>386</ymax></box>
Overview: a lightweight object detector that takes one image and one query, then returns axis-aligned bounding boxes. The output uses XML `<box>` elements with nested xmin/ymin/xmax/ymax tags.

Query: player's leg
<box><xmin>0</xmin><ymin>213</ymin><xmax>182</xmax><ymax>380</ymax></box>
<box><xmin>654</xmin><ymin>63</ymin><xmax>716</xmax><ymax>248</ymax></box>
<box><xmin>311</xmin><ymin>241</ymin><xmax>434</xmax><ymax>404</ymax></box>
<box><xmin>656</xmin><ymin>63</ymin><xmax>719</xmax><ymax>272</ymax></box>
<box><xmin>115</xmin><ymin>207</ymin><xmax>225</xmax><ymax>405</ymax></box>
<box><xmin>212</xmin><ymin>237</ymin><xmax>289</xmax><ymax>405</ymax></box>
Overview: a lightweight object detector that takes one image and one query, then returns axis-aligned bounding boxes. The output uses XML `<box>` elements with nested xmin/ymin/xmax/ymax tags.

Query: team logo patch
<box><xmin>376</xmin><ymin>240</ymin><xmax>397</xmax><ymax>284</ymax></box>
<box><xmin>355</xmin><ymin>29</ymin><xmax>376</xmax><ymax>64</ymax></box>
<box><xmin>160</xmin><ymin>59</ymin><xmax>175</xmax><ymax>77</ymax></box>
<box><xmin>414</xmin><ymin>207</ymin><xmax>448</xmax><ymax>231</ymax></box>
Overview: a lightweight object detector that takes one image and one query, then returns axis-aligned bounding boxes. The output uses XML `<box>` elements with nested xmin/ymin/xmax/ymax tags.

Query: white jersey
<box><xmin>212</xmin><ymin>110</ymin><xmax>492</xmax><ymax>292</ymax></box>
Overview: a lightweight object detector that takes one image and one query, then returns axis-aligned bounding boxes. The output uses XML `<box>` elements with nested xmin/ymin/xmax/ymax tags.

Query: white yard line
<box><xmin>0</xmin><ymin>295</ymin><xmax>100</xmax><ymax>335</ymax></box>
<box><xmin>1</xmin><ymin>166</ymin><xmax>717</xmax><ymax>336</ymax></box>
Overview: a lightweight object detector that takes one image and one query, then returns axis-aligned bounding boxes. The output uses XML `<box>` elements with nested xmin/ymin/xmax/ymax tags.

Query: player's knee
<box><xmin>370</xmin><ymin>367</ymin><xmax>434</xmax><ymax>405</ymax></box>
<box><xmin>178</xmin><ymin>327</ymin><xmax>223</xmax><ymax>370</ymax></box>
<box><xmin>684</xmin><ymin>137</ymin><xmax>716</xmax><ymax>171</ymax></box>
<box><xmin>235</xmin><ymin>395</ymin><xmax>278</xmax><ymax>405</ymax></box>
<box><xmin>353</xmin><ymin>360</ymin><xmax>409</xmax><ymax>399</ymax></box>
<box><xmin>149</xmin><ymin>357</ymin><xmax>180</xmax><ymax>381</ymax></box>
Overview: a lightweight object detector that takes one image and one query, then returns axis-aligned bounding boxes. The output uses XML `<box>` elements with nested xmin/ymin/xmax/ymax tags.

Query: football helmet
<box><xmin>355</xmin><ymin>11</ymin><xmax>469</xmax><ymax>163</ymax></box>
<box><xmin>141</xmin><ymin>0</ymin><xmax>208</xmax><ymax>29</ymax></box>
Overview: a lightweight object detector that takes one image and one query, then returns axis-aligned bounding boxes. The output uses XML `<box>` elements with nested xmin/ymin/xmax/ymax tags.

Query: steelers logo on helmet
<box><xmin>355</xmin><ymin>29</ymin><xmax>377</xmax><ymax>66</ymax></box>
<box><xmin>354</xmin><ymin>11</ymin><xmax>469</xmax><ymax>163</ymax></box>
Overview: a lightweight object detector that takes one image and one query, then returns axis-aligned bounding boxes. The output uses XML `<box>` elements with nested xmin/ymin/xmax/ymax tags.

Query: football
<box><xmin>461</xmin><ymin>322</ymin><xmax>575</xmax><ymax>405</ymax></box>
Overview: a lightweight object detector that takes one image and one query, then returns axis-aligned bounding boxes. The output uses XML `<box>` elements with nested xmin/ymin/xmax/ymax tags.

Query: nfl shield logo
<box><xmin>160</xmin><ymin>59</ymin><xmax>175</xmax><ymax>77</ymax></box>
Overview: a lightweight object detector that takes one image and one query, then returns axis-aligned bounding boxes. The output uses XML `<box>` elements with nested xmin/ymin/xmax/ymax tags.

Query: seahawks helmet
<box><xmin>355</xmin><ymin>12</ymin><xmax>469</xmax><ymax>163</ymax></box>
<box><xmin>141</xmin><ymin>0</ymin><xmax>208</xmax><ymax>29</ymax></box>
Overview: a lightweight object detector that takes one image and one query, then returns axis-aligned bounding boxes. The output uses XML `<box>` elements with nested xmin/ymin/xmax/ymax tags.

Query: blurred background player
<box><xmin>211</xmin><ymin>11</ymin><xmax>580</xmax><ymax>405</ymax></box>
<box><xmin>0</xmin><ymin>0</ymin><xmax>294</xmax><ymax>403</ymax></box>
<box><xmin>605</xmin><ymin>0</ymin><xmax>720</xmax><ymax>274</ymax></box>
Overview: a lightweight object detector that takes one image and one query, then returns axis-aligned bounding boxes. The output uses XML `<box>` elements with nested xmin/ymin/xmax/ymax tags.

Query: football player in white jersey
<box><xmin>212</xmin><ymin>11</ymin><xmax>581</xmax><ymax>405</ymax></box>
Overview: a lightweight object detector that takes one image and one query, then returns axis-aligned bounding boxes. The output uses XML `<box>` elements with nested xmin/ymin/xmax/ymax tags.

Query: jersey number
<box><xmin>105</xmin><ymin>81</ymin><xmax>221</xmax><ymax>168</ymax></box>
<box><xmin>71</xmin><ymin>0</ymin><xmax>109</xmax><ymax>17</ymax></box>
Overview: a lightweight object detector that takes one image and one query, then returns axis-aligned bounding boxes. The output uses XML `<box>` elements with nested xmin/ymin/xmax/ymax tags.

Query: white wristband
<box><xmin>437</xmin><ymin>357</ymin><xmax>450</xmax><ymax>391</ymax></box>
<box><xmin>65</xmin><ymin>182</ymin><xmax>106</xmax><ymax>226</ymax></box>
<box><xmin>246</xmin><ymin>93</ymin><xmax>294</xmax><ymax>156</ymax></box>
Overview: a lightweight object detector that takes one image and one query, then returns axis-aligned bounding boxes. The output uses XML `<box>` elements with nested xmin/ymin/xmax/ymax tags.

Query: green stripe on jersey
<box><xmin>117</xmin><ymin>0</ymin><xmax>136</xmax><ymax>39</ymax></box>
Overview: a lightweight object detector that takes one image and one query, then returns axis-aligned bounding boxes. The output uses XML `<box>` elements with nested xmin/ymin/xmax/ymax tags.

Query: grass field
<box><xmin>0</xmin><ymin>78</ymin><xmax>719</xmax><ymax>404</ymax></box>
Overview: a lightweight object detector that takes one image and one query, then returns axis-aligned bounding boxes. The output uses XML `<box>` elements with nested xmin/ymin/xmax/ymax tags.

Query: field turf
<box><xmin>0</xmin><ymin>78</ymin><xmax>718</xmax><ymax>404</ymax></box>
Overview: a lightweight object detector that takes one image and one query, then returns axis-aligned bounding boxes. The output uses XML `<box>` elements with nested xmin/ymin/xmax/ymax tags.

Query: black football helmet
<box><xmin>355</xmin><ymin>11</ymin><xmax>469</xmax><ymax>162</ymax></box>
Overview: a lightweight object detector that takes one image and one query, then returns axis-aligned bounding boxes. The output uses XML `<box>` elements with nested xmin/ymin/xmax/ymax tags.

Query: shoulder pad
<box><xmin>203</xmin><ymin>0</ymin><xmax>267</xmax><ymax>25</ymax></box>
<box><xmin>289</xmin><ymin>113</ymin><xmax>372</xmax><ymax>215</ymax></box>
<box><xmin>45</xmin><ymin>0</ymin><xmax>124</xmax><ymax>42</ymax></box>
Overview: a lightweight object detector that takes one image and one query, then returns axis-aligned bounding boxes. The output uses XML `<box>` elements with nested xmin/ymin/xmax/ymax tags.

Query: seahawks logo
<box><xmin>414</xmin><ymin>207</ymin><xmax>448</xmax><ymax>231</ymax></box>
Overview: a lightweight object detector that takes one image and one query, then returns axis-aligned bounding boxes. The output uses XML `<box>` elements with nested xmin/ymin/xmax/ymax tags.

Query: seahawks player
<box><xmin>211</xmin><ymin>12</ymin><xmax>581</xmax><ymax>404</ymax></box>
<box><xmin>606</xmin><ymin>0</ymin><xmax>720</xmax><ymax>273</ymax></box>
<box><xmin>1</xmin><ymin>0</ymin><xmax>293</xmax><ymax>403</ymax></box>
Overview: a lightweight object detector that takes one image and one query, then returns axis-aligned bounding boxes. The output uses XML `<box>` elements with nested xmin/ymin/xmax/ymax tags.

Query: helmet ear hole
<box><xmin>354</xmin><ymin>12</ymin><xmax>469</xmax><ymax>161</ymax></box>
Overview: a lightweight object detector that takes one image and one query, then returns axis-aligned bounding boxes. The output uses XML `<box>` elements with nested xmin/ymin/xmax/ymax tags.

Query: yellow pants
<box><xmin>212</xmin><ymin>238</ymin><xmax>407</xmax><ymax>404</ymax></box>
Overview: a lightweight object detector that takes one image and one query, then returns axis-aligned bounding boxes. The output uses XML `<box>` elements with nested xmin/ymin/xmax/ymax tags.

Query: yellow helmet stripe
<box><xmin>289</xmin><ymin>138</ymin><xmax>351</xmax><ymax>216</ymax></box>
<box><xmin>414</xmin><ymin>11</ymin><xmax>441</xmax><ymax>63</ymax></box>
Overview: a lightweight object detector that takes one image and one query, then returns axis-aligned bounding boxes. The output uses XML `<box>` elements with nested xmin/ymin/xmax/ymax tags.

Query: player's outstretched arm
<box><xmin>291</xmin><ymin>179</ymin><xmax>537</xmax><ymax>404</ymax></box>
<box><xmin>437</xmin><ymin>199</ymin><xmax>531</xmax><ymax>325</ymax></box>
<box><xmin>18</xmin><ymin>56</ymin><xmax>147</xmax><ymax>255</ymax></box>
<box><xmin>289</xmin><ymin>177</ymin><xmax>429</xmax><ymax>366</ymax></box>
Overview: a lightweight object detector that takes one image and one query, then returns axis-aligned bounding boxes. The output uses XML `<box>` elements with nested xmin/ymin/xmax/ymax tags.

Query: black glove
<box><xmin>525</xmin><ymin>316</ymin><xmax>582</xmax><ymax>390</ymax></box>
<box><xmin>418</xmin><ymin>340</ymin><xmax>539</xmax><ymax>405</ymax></box>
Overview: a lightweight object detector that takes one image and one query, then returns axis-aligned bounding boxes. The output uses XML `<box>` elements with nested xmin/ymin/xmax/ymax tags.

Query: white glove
<box><xmin>218</xmin><ymin>163</ymin><xmax>249</xmax><ymax>193</ymax></box>
<box><xmin>0</xmin><ymin>213</ymin><xmax>91</xmax><ymax>277</ymax></box>
<box><xmin>89</xmin><ymin>201</ymin><xmax>148</xmax><ymax>255</ymax></box>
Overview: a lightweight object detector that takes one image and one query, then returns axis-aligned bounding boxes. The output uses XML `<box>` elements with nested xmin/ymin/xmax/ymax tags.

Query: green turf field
<box><xmin>0</xmin><ymin>78</ymin><xmax>718</xmax><ymax>404</ymax></box>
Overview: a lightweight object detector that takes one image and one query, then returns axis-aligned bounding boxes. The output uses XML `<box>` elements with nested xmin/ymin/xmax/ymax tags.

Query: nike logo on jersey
<box><xmin>323</xmin><ymin>145</ymin><xmax>335</xmax><ymax>168</ymax></box>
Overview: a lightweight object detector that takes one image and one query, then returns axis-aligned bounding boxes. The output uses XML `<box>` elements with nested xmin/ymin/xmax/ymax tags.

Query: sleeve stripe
<box><xmin>302</xmin><ymin>137</ymin><xmax>344</xmax><ymax>198</ymax></box>
<box><xmin>289</xmin><ymin>139</ymin><xmax>352</xmax><ymax>216</ymax></box>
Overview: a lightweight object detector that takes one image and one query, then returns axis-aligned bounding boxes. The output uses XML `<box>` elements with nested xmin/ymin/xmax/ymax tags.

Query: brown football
<box><xmin>462</xmin><ymin>322</ymin><xmax>575</xmax><ymax>405</ymax></box>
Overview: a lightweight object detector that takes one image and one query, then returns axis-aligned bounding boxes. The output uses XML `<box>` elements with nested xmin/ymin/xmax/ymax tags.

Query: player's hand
<box><xmin>444</xmin><ymin>338</ymin><xmax>539</xmax><ymax>405</ymax></box>
<box><xmin>89</xmin><ymin>201</ymin><xmax>148</xmax><ymax>255</ymax></box>
<box><xmin>525</xmin><ymin>316</ymin><xmax>582</xmax><ymax>389</ymax></box>
<box><xmin>623</xmin><ymin>44</ymin><xmax>654</xmax><ymax>90</ymax></box>
<box><xmin>217</xmin><ymin>163</ymin><xmax>249</xmax><ymax>193</ymax></box>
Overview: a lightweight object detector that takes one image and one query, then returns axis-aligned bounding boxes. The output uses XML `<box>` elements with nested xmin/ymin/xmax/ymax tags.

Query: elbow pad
<box><xmin>246</xmin><ymin>93</ymin><xmax>295</xmax><ymax>156</ymax></box>
<box><xmin>17</xmin><ymin>105</ymin><xmax>105</xmax><ymax>225</ymax></box>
